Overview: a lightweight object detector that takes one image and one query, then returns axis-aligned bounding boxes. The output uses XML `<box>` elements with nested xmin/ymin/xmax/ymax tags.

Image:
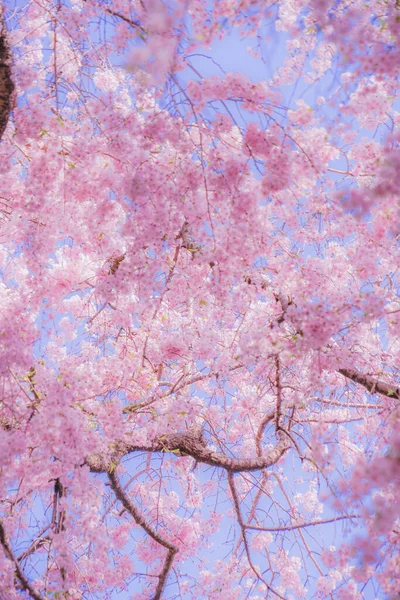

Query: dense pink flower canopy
<box><xmin>1</xmin><ymin>0</ymin><xmax>400</xmax><ymax>598</ymax></box>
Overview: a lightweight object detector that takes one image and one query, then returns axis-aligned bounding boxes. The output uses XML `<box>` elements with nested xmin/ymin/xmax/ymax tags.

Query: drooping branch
<box><xmin>339</xmin><ymin>368</ymin><xmax>400</xmax><ymax>400</ymax></box>
<box><xmin>87</xmin><ymin>428</ymin><xmax>290</xmax><ymax>474</ymax></box>
<box><xmin>228</xmin><ymin>473</ymin><xmax>285</xmax><ymax>600</ymax></box>
<box><xmin>245</xmin><ymin>514</ymin><xmax>359</xmax><ymax>532</ymax></box>
<box><xmin>274</xmin><ymin>355</ymin><xmax>282</xmax><ymax>430</ymax></box>
<box><xmin>0</xmin><ymin>520</ymin><xmax>47</xmax><ymax>600</ymax></box>
<box><xmin>0</xmin><ymin>9</ymin><xmax>14</xmax><ymax>140</ymax></box>
<box><xmin>108</xmin><ymin>471</ymin><xmax>178</xmax><ymax>600</ymax></box>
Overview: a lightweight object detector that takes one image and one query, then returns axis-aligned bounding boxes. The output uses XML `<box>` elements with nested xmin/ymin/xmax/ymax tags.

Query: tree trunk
<box><xmin>0</xmin><ymin>8</ymin><xmax>14</xmax><ymax>140</ymax></box>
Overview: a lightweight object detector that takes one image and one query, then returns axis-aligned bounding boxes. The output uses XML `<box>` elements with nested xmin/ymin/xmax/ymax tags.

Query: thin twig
<box><xmin>245</xmin><ymin>514</ymin><xmax>359</xmax><ymax>532</ymax></box>
<box><xmin>105</xmin><ymin>8</ymin><xmax>146</xmax><ymax>36</ymax></box>
<box><xmin>228</xmin><ymin>473</ymin><xmax>285</xmax><ymax>600</ymax></box>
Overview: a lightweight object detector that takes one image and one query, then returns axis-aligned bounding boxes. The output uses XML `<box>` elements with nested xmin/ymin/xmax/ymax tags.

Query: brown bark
<box><xmin>338</xmin><ymin>368</ymin><xmax>400</xmax><ymax>400</ymax></box>
<box><xmin>87</xmin><ymin>428</ymin><xmax>290</xmax><ymax>474</ymax></box>
<box><xmin>0</xmin><ymin>8</ymin><xmax>14</xmax><ymax>140</ymax></box>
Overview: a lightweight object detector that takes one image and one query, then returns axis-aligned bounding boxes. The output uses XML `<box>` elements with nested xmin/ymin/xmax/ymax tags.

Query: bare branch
<box><xmin>123</xmin><ymin>363</ymin><xmax>244</xmax><ymax>415</ymax></box>
<box><xmin>338</xmin><ymin>368</ymin><xmax>400</xmax><ymax>400</ymax></box>
<box><xmin>108</xmin><ymin>471</ymin><xmax>178</xmax><ymax>600</ymax></box>
<box><xmin>17</xmin><ymin>531</ymin><xmax>51</xmax><ymax>563</ymax></box>
<box><xmin>245</xmin><ymin>514</ymin><xmax>359</xmax><ymax>532</ymax></box>
<box><xmin>87</xmin><ymin>429</ymin><xmax>290</xmax><ymax>474</ymax></box>
<box><xmin>255</xmin><ymin>411</ymin><xmax>274</xmax><ymax>456</ymax></box>
<box><xmin>228</xmin><ymin>473</ymin><xmax>285</xmax><ymax>599</ymax></box>
<box><xmin>274</xmin><ymin>355</ymin><xmax>282</xmax><ymax>430</ymax></box>
<box><xmin>0</xmin><ymin>520</ymin><xmax>47</xmax><ymax>600</ymax></box>
<box><xmin>105</xmin><ymin>8</ymin><xmax>147</xmax><ymax>37</ymax></box>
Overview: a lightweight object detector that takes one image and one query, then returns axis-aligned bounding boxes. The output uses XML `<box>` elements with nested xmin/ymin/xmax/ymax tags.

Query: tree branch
<box><xmin>87</xmin><ymin>429</ymin><xmax>290</xmax><ymax>474</ymax></box>
<box><xmin>274</xmin><ymin>291</ymin><xmax>400</xmax><ymax>402</ymax></box>
<box><xmin>122</xmin><ymin>363</ymin><xmax>244</xmax><ymax>415</ymax></box>
<box><xmin>274</xmin><ymin>355</ymin><xmax>282</xmax><ymax>430</ymax></box>
<box><xmin>228</xmin><ymin>473</ymin><xmax>285</xmax><ymax>600</ymax></box>
<box><xmin>245</xmin><ymin>514</ymin><xmax>359</xmax><ymax>532</ymax></box>
<box><xmin>108</xmin><ymin>471</ymin><xmax>178</xmax><ymax>600</ymax></box>
<box><xmin>275</xmin><ymin>290</ymin><xmax>400</xmax><ymax>402</ymax></box>
<box><xmin>0</xmin><ymin>520</ymin><xmax>46</xmax><ymax>600</ymax></box>
<box><xmin>338</xmin><ymin>368</ymin><xmax>400</xmax><ymax>400</ymax></box>
<box><xmin>0</xmin><ymin>8</ymin><xmax>14</xmax><ymax>140</ymax></box>
<box><xmin>17</xmin><ymin>533</ymin><xmax>51</xmax><ymax>564</ymax></box>
<box><xmin>105</xmin><ymin>8</ymin><xmax>147</xmax><ymax>37</ymax></box>
<box><xmin>255</xmin><ymin>411</ymin><xmax>274</xmax><ymax>456</ymax></box>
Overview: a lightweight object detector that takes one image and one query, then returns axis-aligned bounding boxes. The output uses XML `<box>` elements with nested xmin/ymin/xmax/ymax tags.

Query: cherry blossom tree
<box><xmin>1</xmin><ymin>0</ymin><xmax>400</xmax><ymax>598</ymax></box>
